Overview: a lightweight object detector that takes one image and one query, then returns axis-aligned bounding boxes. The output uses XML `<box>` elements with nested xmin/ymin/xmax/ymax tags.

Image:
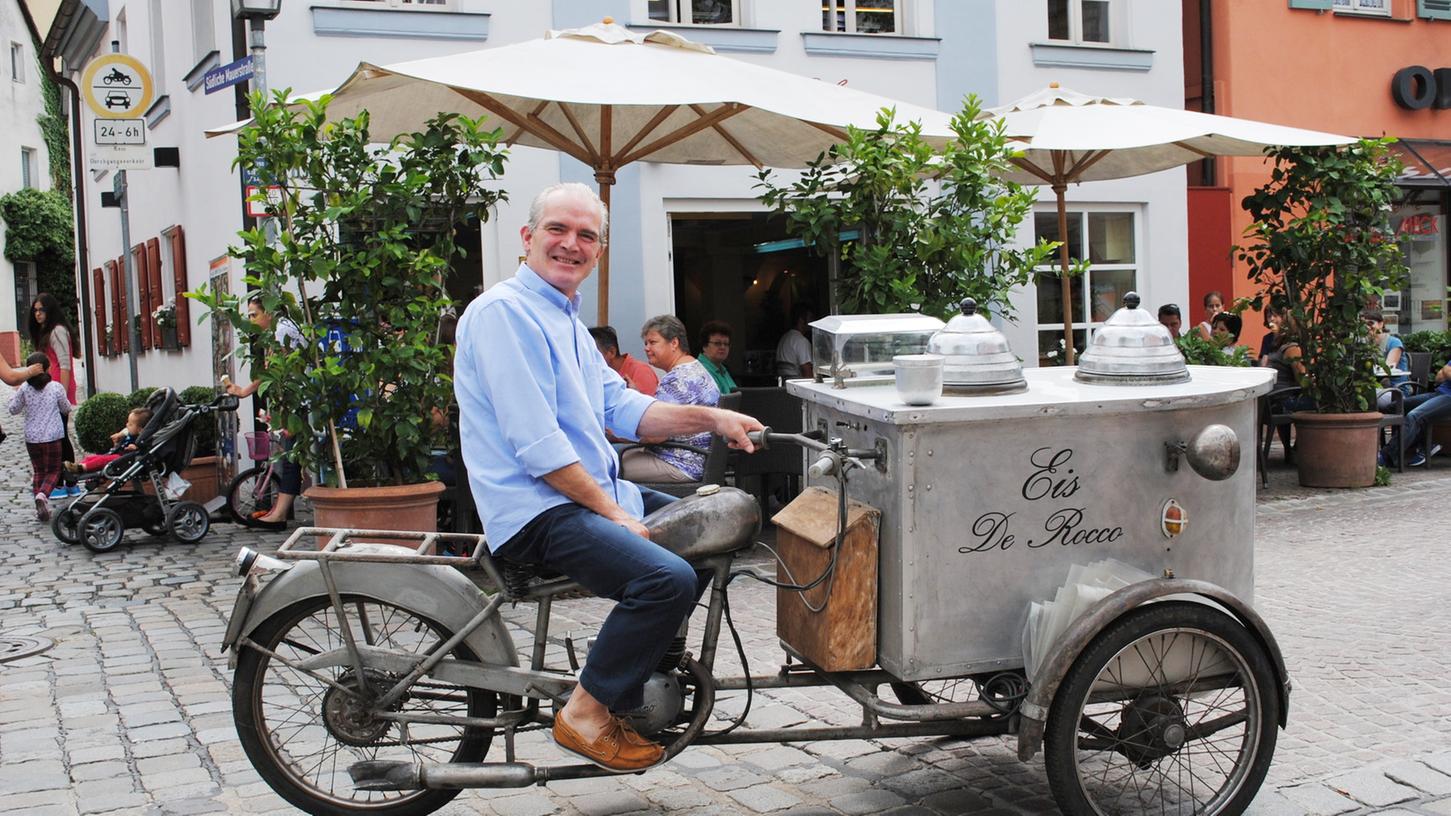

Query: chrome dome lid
<box><xmin>926</xmin><ymin>298</ymin><xmax>1027</xmax><ymax>393</ymax></box>
<box><xmin>1074</xmin><ymin>292</ymin><xmax>1190</xmax><ymax>385</ymax></box>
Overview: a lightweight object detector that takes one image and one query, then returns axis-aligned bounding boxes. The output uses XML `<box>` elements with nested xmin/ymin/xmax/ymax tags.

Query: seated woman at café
<box><xmin>1363</xmin><ymin>307</ymin><xmax>1410</xmax><ymax>411</ymax></box>
<box><xmin>1210</xmin><ymin>312</ymin><xmax>1243</xmax><ymax>349</ymax></box>
<box><xmin>620</xmin><ymin>314</ymin><xmax>720</xmax><ymax>483</ymax></box>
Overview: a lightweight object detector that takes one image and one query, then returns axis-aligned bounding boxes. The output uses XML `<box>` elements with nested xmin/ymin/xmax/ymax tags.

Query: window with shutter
<box><xmin>133</xmin><ymin>244</ymin><xmax>152</xmax><ymax>349</ymax></box>
<box><xmin>146</xmin><ymin>237</ymin><xmax>163</xmax><ymax>347</ymax></box>
<box><xmin>1420</xmin><ymin>0</ymin><xmax>1451</xmax><ymax>19</ymax></box>
<box><xmin>112</xmin><ymin>257</ymin><xmax>128</xmax><ymax>353</ymax></box>
<box><xmin>93</xmin><ymin>266</ymin><xmax>108</xmax><ymax>356</ymax></box>
<box><xmin>169</xmin><ymin>226</ymin><xmax>190</xmax><ymax>347</ymax></box>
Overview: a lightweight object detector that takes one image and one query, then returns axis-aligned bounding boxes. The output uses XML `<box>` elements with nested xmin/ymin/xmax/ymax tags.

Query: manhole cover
<box><xmin>0</xmin><ymin>636</ymin><xmax>54</xmax><ymax>664</ymax></box>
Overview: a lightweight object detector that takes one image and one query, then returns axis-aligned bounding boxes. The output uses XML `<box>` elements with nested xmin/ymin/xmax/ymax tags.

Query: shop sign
<box><xmin>1391</xmin><ymin>65</ymin><xmax>1451</xmax><ymax>110</ymax></box>
<box><xmin>1397</xmin><ymin>214</ymin><xmax>1440</xmax><ymax>241</ymax></box>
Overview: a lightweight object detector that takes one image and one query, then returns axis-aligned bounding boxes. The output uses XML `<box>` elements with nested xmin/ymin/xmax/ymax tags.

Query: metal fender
<box><xmin>229</xmin><ymin>557</ymin><xmax>517</xmax><ymax>669</ymax></box>
<box><xmin>1015</xmin><ymin>578</ymin><xmax>1289</xmax><ymax>762</ymax></box>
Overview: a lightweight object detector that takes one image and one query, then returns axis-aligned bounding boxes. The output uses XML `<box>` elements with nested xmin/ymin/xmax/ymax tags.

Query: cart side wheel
<box><xmin>1044</xmin><ymin>601</ymin><xmax>1279</xmax><ymax>816</ymax></box>
<box><xmin>168</xmin><ymin>501</ymin><xmax>210</xmax><ymax>544</ymax></box>
<box><xmin>79</xmin><ymin>507</ymin><xmax>126</xmax><ymax>553</ymax></box>
<box><xmin>233</xmin><ymin>595</ymin><xmax>496</xmax><ymax>815</ymax></box>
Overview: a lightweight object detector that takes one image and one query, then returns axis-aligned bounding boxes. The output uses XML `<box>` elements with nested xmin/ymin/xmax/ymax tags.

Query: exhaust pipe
<box><xmin>350</xmin><ymin>759</ymin><xmax>624</xmax><ymax>790</ymax></box>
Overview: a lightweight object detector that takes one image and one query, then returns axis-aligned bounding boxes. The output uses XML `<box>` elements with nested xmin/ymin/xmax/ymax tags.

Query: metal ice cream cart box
<box><xmin>788</xmin><ymin>364</ymin><xmax>1276</xmax><ymax>681</ymax></box>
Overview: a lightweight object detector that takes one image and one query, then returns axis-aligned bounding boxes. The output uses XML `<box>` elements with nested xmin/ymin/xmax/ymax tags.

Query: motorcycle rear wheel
<box><xmin>233</xmin><ymin>595</ymin><xmax>496</xmax><ymax>815</ymax></box>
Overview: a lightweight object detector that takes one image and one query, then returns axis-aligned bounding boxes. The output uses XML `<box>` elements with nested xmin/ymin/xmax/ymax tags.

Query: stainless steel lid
<box><xmin>926</xmin><ymin>298</ymin><xmax>1027</xmax><ymax>393</ymax></box>
<box><xmin>1074</xmin><ymin>292</ymin><xmax>1190</xmax><ymax>385</ymax></box>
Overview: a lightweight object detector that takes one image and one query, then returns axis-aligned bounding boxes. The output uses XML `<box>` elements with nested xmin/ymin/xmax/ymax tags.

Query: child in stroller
<box><xmin>52</xmin><ymin>388</ymin><xmax>238</xmax><ymax>553</ymax></box>
<box><xmin>64</xmin><ymin>406</ymin><xmax>151</xmax><ymax>476</ymax></box>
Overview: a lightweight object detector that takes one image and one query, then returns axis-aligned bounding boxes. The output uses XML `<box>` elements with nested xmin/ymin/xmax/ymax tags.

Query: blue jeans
<box><xmin>495</xmin><ymin>487</ymin><xmax>707</xmax><ymax>711</ymax></box>
<box><xmin>1403</xmin><ymin>391</ymin><xmax>1451</xmax><ymax>454</ymax></box>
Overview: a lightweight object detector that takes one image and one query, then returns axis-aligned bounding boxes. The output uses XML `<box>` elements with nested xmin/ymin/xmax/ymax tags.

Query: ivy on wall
<box><xmin>0</xmin><ymin>188</ymin><xmax>77</xmax><ymax>309</ymax></box>
<box><xmin>0</xmin><ymin>35</ymin><xmax>77</xmax><ymax>315</ymax></box>
<box><xmin>36</xmin><ymin>49</ymin><xmax>71</xmax><ymax>195</ymax></box>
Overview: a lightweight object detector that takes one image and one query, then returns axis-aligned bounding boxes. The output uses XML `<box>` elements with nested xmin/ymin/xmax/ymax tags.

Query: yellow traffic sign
<box><xmin>80</xmin><ymin>54</ymin><xmax>154</xmax><ymax>119</ymax></box>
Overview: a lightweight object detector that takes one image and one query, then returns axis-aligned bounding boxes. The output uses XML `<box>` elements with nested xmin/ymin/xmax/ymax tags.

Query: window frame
<box><xmin>647</xmin><ymin>0</ymin><xmax>741</xmax><ymax>26</ymax></box>
<box><xmin>191</xmin><ymin>0</ymin><xmax>215</xmax><ymax>64</ymax></box>
<box><xmin>821</xmin><ymin>0</ymin><xmax>905</xmax><ymax>35</ymax></box>
<box><xmin>10</xmin><ymin>41</ymin><xmax>23</xmax><ymax>83</ymax></box>
<box><xmin>20</xmin><ymin>147</ymin><xmax>36</xmax><ymax>189</ymax></box>
<box><xmin>1333</xmin><ymin>0</ymin><xmax>1392</xmax><ymax>15</ymax></box>
<box><xmin>1046</xmin><ymin>0</ymin><xmax>1116</xmax><ymax>46</ymax></box>
<box><xmin>149</xmin><ymin>0</ymin><xmax>167</xmax><ymax>92</ymax></box>
<box><xmin>1032</xmin><ymin>205</ymin><xmax>1143</xmax><ymax>365</ymax></box>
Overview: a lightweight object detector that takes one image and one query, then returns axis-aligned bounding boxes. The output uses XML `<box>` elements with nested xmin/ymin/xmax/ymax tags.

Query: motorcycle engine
<box><xmin>618</xmin><ymin>671</ymin><xmax>685</xmax><ymax>736</ymax></box>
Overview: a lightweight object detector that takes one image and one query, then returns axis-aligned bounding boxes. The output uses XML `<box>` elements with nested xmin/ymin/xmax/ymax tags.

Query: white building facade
<box><xmin>1</xmin><ymin>0</ymin><xmax>54</xmax><ymax>365</ymax></box>
<box><xmin>42</xmin><ymin>0</ymin><xmax>1185</xmax><ymax>395</ymax></box>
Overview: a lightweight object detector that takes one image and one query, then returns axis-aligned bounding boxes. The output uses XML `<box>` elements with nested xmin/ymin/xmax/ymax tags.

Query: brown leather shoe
<box><xmin>553</xmin><ymin>715</ymin><xmax>664</xmax><ymax>772</ymax></box>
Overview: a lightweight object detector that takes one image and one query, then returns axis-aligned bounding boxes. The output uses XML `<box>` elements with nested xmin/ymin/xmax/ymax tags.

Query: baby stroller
<box><xmin>52</xmin><ymin>388</ymin><xmax>239</xmax><ymax>553</ymax></box>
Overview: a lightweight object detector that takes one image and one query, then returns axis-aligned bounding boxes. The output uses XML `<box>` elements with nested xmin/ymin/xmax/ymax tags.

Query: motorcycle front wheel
<box><xmin>233</xmin><ymin>595</ymin><xmax>497</xmax><ymax>815</ymax></box>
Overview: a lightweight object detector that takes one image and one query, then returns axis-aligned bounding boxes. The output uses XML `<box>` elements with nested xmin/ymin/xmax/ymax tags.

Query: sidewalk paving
<box><xmin>0</xmin><ymin>431</ymin><xmax>1448</xmax><ymax>815</ymax></box>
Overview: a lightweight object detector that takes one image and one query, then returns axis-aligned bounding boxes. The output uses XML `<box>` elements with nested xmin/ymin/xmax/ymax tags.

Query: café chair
<box><xmin>619</xmin><ymin>392</ymin><xmax>742</xmax><ymax>498</ymax></box>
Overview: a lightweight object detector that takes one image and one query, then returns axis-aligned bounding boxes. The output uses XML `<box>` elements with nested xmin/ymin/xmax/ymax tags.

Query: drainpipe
<box><xmin>1199</xmin><ymin>0</ymin><xmax>1216</xmax><ymax>185</ymax></box>
<box><xmin>49</xmin><ymin>71</ymin><xmax>97</xmax><ymax>397</ymax></box>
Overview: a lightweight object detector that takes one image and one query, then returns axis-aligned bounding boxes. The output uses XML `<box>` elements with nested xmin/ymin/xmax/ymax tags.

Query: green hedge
<box><xmin>180</xmin><ymin>385</ymin><xmax>220</xmax><ymax>455</ymax></box>
<box><xmin>127</xmin><ymin>386</ymin><xmax>158</xmax><ymax>408</ymax></box>
<box><xmin>1402</xmin><ymin>330</ymin><xmax>1451</xmax><ymax>372</ymax></box>
<box><xmin>73</xmin><ymin>392</ymin><xmax>130</xmax><ymax>454</ymax></box>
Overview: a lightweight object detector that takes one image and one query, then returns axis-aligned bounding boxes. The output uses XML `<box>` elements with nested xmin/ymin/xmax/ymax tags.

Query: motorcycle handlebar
<box><xmin>746</xmin><ymin>428</ymin><xmax>829</xmax><ymax>453</ymax></box>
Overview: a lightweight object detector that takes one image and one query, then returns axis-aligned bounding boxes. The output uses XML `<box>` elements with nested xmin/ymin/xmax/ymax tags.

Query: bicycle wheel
<box><xmin>233</xmin><ymin>595</ymin><xmax>496</xmax><ymax>815</ymax></box>
<box><xmin>1044</xmin><ymin>602</ymin><xmax>1279</xmax><ymax>816</ymax></box>
<box><xmin>228</xmin><ymin>465</ymin><xmax>280</xmax><ymax>527</ymax></box>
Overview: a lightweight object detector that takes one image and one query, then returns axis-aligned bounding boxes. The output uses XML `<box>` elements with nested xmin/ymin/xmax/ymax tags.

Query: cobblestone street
<box><xmin>0</xmin><ymin>450</ymin><xmax>1449</xmax><ymax>816</ymax></box>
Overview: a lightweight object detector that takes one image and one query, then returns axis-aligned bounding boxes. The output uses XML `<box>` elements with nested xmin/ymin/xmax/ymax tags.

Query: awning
<box><xmin>1391</xmin><ymin>139</ymin><xmax>1451</xmax><ymax>188</ymax></box>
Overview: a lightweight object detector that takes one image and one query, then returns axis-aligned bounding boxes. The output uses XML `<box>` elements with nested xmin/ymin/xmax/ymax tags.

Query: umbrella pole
<box><xmin>596</xmin><ymin>172</ymin><xmax>613</xmax><ymax>327</ymax></box>
<box><xmin>1054</xmin><ymin>183</ymin><xmax>1075</xmax><ymax>366</ymax></box>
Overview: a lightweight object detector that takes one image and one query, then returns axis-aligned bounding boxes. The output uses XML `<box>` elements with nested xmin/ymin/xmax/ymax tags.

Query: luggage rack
<box><xmin>274</xmin><ymin>526</ymin><xmax>492</xmax><ymax>569</ymax></box>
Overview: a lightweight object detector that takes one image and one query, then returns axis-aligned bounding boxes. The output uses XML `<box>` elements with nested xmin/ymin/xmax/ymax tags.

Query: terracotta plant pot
<box><xmin>1292</xmin><ymin>411</ymin><xmax>1381</xmax><ymax>488</ymax></box>
<box><xmin>179</xmin><ymin>455</ymin><xmax>221</xmax><ymax>504</ymax></box>
<box><xmin>142</xmin><ymin>455</ymin><xmax>220</xmax><ymax>503</ymax></box>
<box><xmin>304</xmin><ymin>481</ymin><xmax>446</xmax><ymax>545</ymax></box>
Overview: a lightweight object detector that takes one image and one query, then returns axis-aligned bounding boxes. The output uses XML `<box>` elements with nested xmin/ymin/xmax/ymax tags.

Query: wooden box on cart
<box><xmin>772</xmin><ymin>487</ymin><xmax>881</xmax><ymax>672</ymax></box>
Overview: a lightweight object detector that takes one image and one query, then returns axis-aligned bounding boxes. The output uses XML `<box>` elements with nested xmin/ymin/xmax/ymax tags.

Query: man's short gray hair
<box><xmin>527</xmin><ymin>182</ymin><xmax>609</xmax><ymax>242</ymax></box>
<box><xmin>641</xmin><ymin>314</ymin><xmax>690</xmax><ymax>354</ymax></box>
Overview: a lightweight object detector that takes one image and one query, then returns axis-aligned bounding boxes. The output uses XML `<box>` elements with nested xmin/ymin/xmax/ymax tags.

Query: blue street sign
<box><xmin>203</xmin><ymin>56</ymin><xmax>255</xmax><ymax>95</ymax></box>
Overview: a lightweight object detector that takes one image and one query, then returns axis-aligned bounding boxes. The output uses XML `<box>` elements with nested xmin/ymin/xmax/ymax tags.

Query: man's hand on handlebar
<box><xmin>715</xmin><ymin>410</ymin><xmax>765</xmax><ymax>454</ymax></box>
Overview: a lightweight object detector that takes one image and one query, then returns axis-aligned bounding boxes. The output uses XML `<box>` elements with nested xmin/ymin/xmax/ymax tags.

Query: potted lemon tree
<box><xmin>193</xmin><ymin>92</ymin><xmax>508</xmax><ymax>531</ymax></box>
<box><xmin>1237</xmin><ymin>139</ymin><xmax>1408</xmax><ymax>488</ymax></box>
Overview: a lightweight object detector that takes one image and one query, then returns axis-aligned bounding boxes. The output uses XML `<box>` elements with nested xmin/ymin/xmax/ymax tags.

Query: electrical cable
<box><xmin>713</xmin><ymin>588</ymin><xmax>752</xmax><ymax>737</ymax></box>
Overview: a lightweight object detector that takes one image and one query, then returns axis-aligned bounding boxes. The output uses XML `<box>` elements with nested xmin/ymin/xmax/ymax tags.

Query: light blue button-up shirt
<box><xmin>455</xmin><ymin>264</ymin><xmax>656</xmax><ymax>550</ymax></box>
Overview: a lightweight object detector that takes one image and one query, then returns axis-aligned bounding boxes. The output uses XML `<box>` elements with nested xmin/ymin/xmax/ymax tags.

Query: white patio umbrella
<box><xmin>212</xmin><ymin>20</ymin><xmax>957</xmax><ymax>324</ymax></box>
<box><xmin>982</xmin><ymin>84</ymin><xmax>1353</xmax><ymax>364</ymax></box>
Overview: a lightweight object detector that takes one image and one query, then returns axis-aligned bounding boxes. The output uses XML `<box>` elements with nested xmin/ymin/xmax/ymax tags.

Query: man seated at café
<box><xmin>776</xmin><ymin>302</ymin><xmax>816</xmax><ymax>379</ymax></box>
<box><xmin>589</xmin><ymin>325</ymin><xmax>657</xmax><ymax>395</ymax></box>
<box><xmin>620</xmin><ymin>315</ymin><xmax>720</xmax><ymax>483</ymax></box>
<box><xmin>1387</xmin><ymin>356</ymin><xmax>1450</xmax><ymax>468</ymax></box>
<box><xmin>697</xmin><ymin>320</ymin><xmax>738</xmax><ymax>395</ymax></box>
<box><xmin>1157</xmin><ymin>303</ymin><xmax>1183</xmax><ymax>337</ymax></box>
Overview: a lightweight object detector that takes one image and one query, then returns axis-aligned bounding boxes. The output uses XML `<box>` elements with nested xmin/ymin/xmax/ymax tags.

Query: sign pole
<box><xmin>116</xmin><ymin>170</ymin><xmax>138</xmax><ymax>391</ymax></box>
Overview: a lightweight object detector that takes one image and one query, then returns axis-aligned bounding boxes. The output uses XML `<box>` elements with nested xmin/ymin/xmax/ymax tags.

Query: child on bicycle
<box><xmin>63</xmin><ymin>407</ymin><xmax>152</xmax><ymax>475</ymax></box>
<box><xmin>8</xmin><ymin>353</ymin><xmax>71</xmax><ymax>521</ymax></box>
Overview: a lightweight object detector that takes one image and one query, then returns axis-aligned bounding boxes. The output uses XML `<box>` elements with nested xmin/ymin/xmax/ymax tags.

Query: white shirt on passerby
<box><xmin>8</xmin><ymin>380</ymin><xmax>70</xmax><ymax>443</ymax></box>
<box><xmin>775</xmin><ymin>329</ymin><xmax>812</xmax><ymax>376</ymax></box>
